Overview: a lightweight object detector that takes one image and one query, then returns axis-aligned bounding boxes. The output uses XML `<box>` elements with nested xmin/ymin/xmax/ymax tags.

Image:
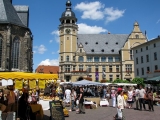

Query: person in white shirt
<box><xmin>114</xmin><ymin>90</ymin><xmax>126</xmax><ymax>120</ymax></box>
<box><xmin>65</xmin><ymin>87</ymin><xmax>71</xmax><ymax>105</ymax></box>
<box><xmin>139</xmin><ymin>85</ymin><xmax>146</xmax><ymax>111</ymax></box>
<box><xmin>135</xmin><ymin>86</ymin><xmax>140</xmax><ymax>110</ymax></box>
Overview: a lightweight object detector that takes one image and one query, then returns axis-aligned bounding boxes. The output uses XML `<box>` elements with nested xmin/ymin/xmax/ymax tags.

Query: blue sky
<box><xmin>12</xmin><ymin>0</ymin><xmax>160</xmax><ymax>71</ymax></box>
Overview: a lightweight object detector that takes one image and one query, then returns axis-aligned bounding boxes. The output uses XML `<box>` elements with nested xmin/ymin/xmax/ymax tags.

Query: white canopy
<box><xmin>73</xmin><ymin>80</ymin><xmax>103</xmax><ymax>86</ymax></box>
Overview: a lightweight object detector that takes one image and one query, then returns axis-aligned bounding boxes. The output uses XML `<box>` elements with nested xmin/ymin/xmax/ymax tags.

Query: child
<box><xmin>123</xmin><ymin>91</ymin><xmax>128</xmax><ymax>103</ymax></box>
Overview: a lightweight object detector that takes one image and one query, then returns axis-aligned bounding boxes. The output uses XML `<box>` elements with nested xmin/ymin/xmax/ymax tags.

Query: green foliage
<box><xmin>131</xmin><ymin>77</ymin><xmax>144</xmax><ymax>86</ymax></box>
<box><xmin>112</xmin><ymin>79</ymin><xmax>130</xmax><ymax>83</ymax></box>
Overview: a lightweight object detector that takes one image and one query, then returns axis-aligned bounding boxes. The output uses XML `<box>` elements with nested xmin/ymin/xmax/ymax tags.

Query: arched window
<box><xmin>78</xmin><ymin>56</ymin><xmax>84</xmax><ymax>62</ymax></box>
<box><xmin>0</xmin><ymin>34</ymin><xmax>2</xmax><ymax>67</ymax></box>
<box><xmin>80</xmin><ymin>49</ymin><xmax>82</xmax><ymax>53</ymax></box>
<box><xmin>66</xmin><ymin>56</ymin><xmax>69</xmax><ymax>61</ymax></box>
<box><xmin>135</xmin><ymin>34</ymin><xmax>139</xmax><ymax>38</ymax></box>
<box><xmin>66</xmin><ymin>19</ymin><xmax>70</xmax><ymax>24</ymax></box>
<box><xmin>12</xmin><ymin>37</ymin><xmax>20</xmax><ymax>69</ymax></box>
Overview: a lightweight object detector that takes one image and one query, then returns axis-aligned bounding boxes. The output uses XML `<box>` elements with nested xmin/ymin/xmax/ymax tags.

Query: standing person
<box><xmin>106</xmin><ymin>89</ymin><xmax>110</xmax><ymax>103</ymax></box>
<box><xmin>115</xmin><ymin>90</ymin><xmax>126</xmax><ymax>120</ymax></box>
<box><xmin>139</xmin><ymin>85</ymin><xmax>146</xmax><ymax>111</ymax></box>
<box><xmin>65</xmin><ymin>87</ymin><xmax>71</xmax><ymax>106</ymax></box>
<box><xmin>103</xmin><ymin>86</ymin><xmax>107</xmax><ymax>99</ymax></box>
<box><xmin>147</xmin><ymin>88</ymin><xmax>154</xmax><ymax>111</ymax></box>
<box><xmin>7</xmin><ymin>85</ymin><xmax>16</xmax><ymax>112</ymax></box>
<box><xmin>111</xmin><ymin>87</ymin><xmax>116</xmax><ymax>107</ymax></box>
<box><xmin>135</xmin><ymin>86</ymin><xmax>140</xmax><ymax>110</ymax></box>
<box><xmin>127</xmin><ymin>87</ymin><xmax>134</xmax><ymax>108</ymax></box>
<box><xmin>69</xmin><ymin>88</ymin><xmax>77</xmax><ymax>111</ymax></box>
<box><xmin>77</xmin><ymin>87</ymin><xmax>85</xmax><ymax>114</ymax></box>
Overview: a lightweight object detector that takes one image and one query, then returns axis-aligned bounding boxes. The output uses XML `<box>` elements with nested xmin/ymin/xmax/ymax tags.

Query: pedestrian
<box><xmin>127</xmin><ymin>87</ymin><xmax>134</xmax><ymax>108</ymax></box>
<box><xmin>111</xmin><ymin>87</ymin><xmax>116</xmax><ymax>107</ymax></box>
<box><xmin>77</xmin><ymin>87</ymin><xmax>85</xmax><ymax>114</ymax></box>
<box><xmin>138</xmin><ymin>85</ymin><xmax>146</xmax><ymax>111</ymax></box>
<box><xmin>147</xmin><ymin>88</ymin><xmax>154</xmax><ymax>111</ymax></box>
<box><xmin>135</xmin><ymin>86</ymin><xmax>140</xmax><ymax>110</ymax></box>
<box><xmin>69</xmin><ymin>88</ymin><xmax>77</xmax><ymax>111</ymax></box>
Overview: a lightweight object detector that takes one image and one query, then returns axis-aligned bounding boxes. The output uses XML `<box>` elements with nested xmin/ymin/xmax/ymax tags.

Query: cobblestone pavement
<box><xmin>43</xmin><ymin>103</ymin><xmax>160</xmax><ymax>120</ymax></box>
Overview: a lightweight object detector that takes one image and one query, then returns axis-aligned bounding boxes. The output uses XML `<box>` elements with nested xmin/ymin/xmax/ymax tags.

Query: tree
<box><xmin>131</xmin><ymin>77</ymin><xmax>144</xmax><ymax>86</ymax></box>
<box><xmin>112</xmin><ymin>79</ymin><xmax>130</xmax><ymax>83</ymax></box>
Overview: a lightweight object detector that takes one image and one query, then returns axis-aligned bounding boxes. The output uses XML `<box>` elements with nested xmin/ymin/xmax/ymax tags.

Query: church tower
<box><xmin>59</xmin><ymin>0</ymin><xmax>78</xmax><ymax>81</ymax></box>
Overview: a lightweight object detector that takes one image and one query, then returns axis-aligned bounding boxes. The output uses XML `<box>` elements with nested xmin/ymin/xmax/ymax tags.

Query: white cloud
<box><xmin>75</xmin><ymin>1</ymin><xmax>104</xmax><ymax>20</ymax></box>
<box><xmin>49</xmin><ymin>40</ymin><xmax>53</xmax><ymax>43</ymax></box>
<box><xmin>51</xmin><ymin>30</ymin><xmax>59</xmax><ymax>43</ymax></box>
<box><xmin>77</xmin><ymin>23</ymin><xmax>107</xmax><ymax>34</ymax></box>
<box><xmin>157</xmin><ymin>19</ymin><xmax>160</xmax><ymax>24</ymax></box>
<box><xmin>39</xmin><ymin>59</ymin><xmax>59</xmax><ymax>66</ymax></box>
<box><xmin>75</xmin><ymin>1</ymin><xmax>125</xmax><ymax>23</ymax></box>
<box><xmin>33</xmin><ymin>45</ymin><xmax>47</xmax><ymax>54</ymax></box>
<box><xmin>104</xmin><ymin>7</ymin><xmax>125</xmax><ymax>23</ymax></box>
<box><xmin>57</xmin><ymin>50</ymin><xmax>60</xmax><ymax>53</ymax></box>
<box><xmin>51</xmin><ymin>52</ymin><xmax>55</xmax><ymax>54</ymax></box>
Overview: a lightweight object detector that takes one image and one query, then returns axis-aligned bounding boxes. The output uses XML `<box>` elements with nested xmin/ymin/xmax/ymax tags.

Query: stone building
<box><xmin>58</xmin><ymin>0</ymin><xmax>147</xmax><ymax>82</ymax></box>
<box><xmin>132</xmin><ymin>36</ymin><xmax>160</xmax><ymax>80</ymax></box>
<box><xmin>0</xmin><ymin>0</ymin><xmax>33</xmax><ymax>72</ymax></box>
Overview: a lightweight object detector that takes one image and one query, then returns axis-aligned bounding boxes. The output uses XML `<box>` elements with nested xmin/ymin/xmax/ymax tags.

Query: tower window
<box><xmin>96</xmin><ymin>42</ymin><xmax>98</xmax><ymax>44</ymax></box>
<box><xmin>135</xmin><ymin>35</ymin><xmax>139</xmax><ymax>38</ymax></box>
<box><xmin>116</xmin><ymin>42</ymin><xmax>118</xmax><ymax>45</ymax></box>
<box><xmin>85</xmin><ymin>42</ymin><xmax>88</xmax><ymax>45</ymax></box>
<box><xmin>111</xmin><ymin>49</ymin><xmax>114</xmax><ymax>52</ymax></box>
<box><xmin>105</xmin><ymin>42</ymin><xmax>108</xmax><ymax>44</ymax></box>
<box><xmin>66</xmin><ymin>19</ymin><xmax>70</xmax><ymax>24</ymax></box>
<box><xmin>101</xmin><ymin>49</ymin><xmax>104</xmax><ymax>52</ymax></box>
<box><xmin>67</xmin><ymin>37</ymin><xmax>69</xmax><ymax>40</ymax></box>
<box><xmin>91</xmin><ymin>49</ymin><xmax>94</xmax><ymax>52</ymax></box>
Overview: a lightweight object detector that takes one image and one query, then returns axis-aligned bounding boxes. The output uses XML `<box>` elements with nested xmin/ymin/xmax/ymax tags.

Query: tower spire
<box><xmin>66</xmin><ymin>0</ymin><xmax>72</xmax><ymax>10</ymax></box>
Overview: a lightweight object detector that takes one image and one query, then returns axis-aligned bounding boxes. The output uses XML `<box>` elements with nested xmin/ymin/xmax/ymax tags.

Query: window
<box><xmin>65</xmin><ymin>65</ymin><xmax>70</xmax><ymax>72</ymax></box>
<box><xmin>136</xmin><ymin>50</ymin><xmax>138</xmax><ymax>53</ymax></box>
<box><xmin>141</xmin><ymin>56</ymin><xmax>143</xmax><ymax>63</ymax></box>
<box><xmin>73</xmin><ymin>66</ymin><xmax>76</xmax><ymax>71</ymax></box>
<box><xmin>67</xmin><ymin>37</ymin><xmax>69</xmax><ymax>40</ymax></box>
<box><xmin>87</xmin><ymin>56</ymin><xmax>92</xmax><ymax>62</ymax></box>
<box><xmin>101</xmin><ymin>57</ymin><xmax>106</xmax><ymax>62</ymax></box>
<box><xmin>136</xmin><ymin>57</ymin><xmax>138</xmax><ymax>64</ymax></box>
<box><xmin>155</xmin><ymin>65</ymin><xmax>158</xmax><ymax>70</ymax></box>
<box><xmin>109</xmin><ymin>65</ymin><xmax>112</xmax><ymax>72</ymax></box>
<box><xmin>102</xmin><ymin>66</ymin><xmax>106</xmax><ymax>72</ymax></box>
<box><xmin>94</xmin><ymin>56</ymin><xmax>100</xmax><ymax>62</ymax></box>
<box><xmin>0</xmin><ymin>34</ymin><xmax>2</xmax><ymax>68</ymax></box>
<box><xmin>147</xmin><ymin>67</ymin><xmax>150</xmax><ymax>72</ymax></box>
<box><xmin>135</xmin><ymin>35</ymin><xmax>139</xmax><ymax>38</ymax></box>
<box><xmin>12</xmin><ymin>36</ymin><xmax>20</xmax><ymax>69</ymax></box>
<box><xmin>87</xmin><ymin>66</ymin><xmax>92</xmax><ymax>72</ymax></box>
<box><xmin>146</xmin><ymin>46</ymin><xmax>148</xmax><ymax>50</ymax></box>
<box><xmin>61</xmin><ymin>66</ymin><xmax>63</xmax><ymax>72</ymax></box>
<box><xmin>154</xmin><ymin>52</ymin><xmax>157</xmax><ymax>60</ymax></box>
<box><xmin>95</xmin><ymin>66</ymin><xmax>99</xmax><ymax>72</ymax></box>
<box><xmin>61</xmin><ymin>56</ymin><xmax>63</xmax><ymax>62</ymax></box>
<box><xmin>73</xmin><ymin>56</ymin><xmax>75</xmax><ymax>61</ymax></box>
<box><xmin>137</xmin><ymin>69</ymin><xmax>139</xmax><ymax>76</ymax></box>
<box><xmin>154</xmin><ymin>43</ymin><xmax>156</xmax><ymax>48</ymax></box>
<box><xmin>79</xmin><ymin>65</ymin><xmax>83</xmax><ymax>71</ymax></box>
<box><xmin>108</xmin><ymin>56</ymin><xmax>113</xmax><ymax>62</ymax></box>
<box><xmin>80</xmin><ymin>49</ymin><xmax>82</xmax><ymax>53</ymax></box>
<box><xmin>109</xmin><ymin>75</ymin><xmax>113</xmax><ymax>81</ymax></box>
<box><xmin>116</xmin><ymin>65</ymin><xmax>120</xmax><ymax>72</ymax></box>
<box><xmin>141</xmin><ymin>48</ymin><xmax>143</xmax><ymax>52</ymax></box>
<box><xmin>141</xmin><ymin>68</ymin><xmax>144</xmax><ymax>75</ymax></box>
<box><xmin>125</xmin><ymin>64</ymin><xmax>132</xmax><ymax>73</ymax></box>
<box><xmin>130</xmin><ymin>50</ymin><xmax>133</xmax><ymax>60</ymax></box>
<box><xmin>116</xmin><ymin>75</ymin><xmax>120</xmax><ymax>79</ymax></box>
<box><xmin>115</xmin><ymin>56</ymin><xmax>120</xmax><ymax>62</ymax></box>
<box><xmin>146</xmin><ymin>55</ymin><xmax>149</xmax><ymax>62</ymax></box>
<box><xmin>78</xmin><ymin>56</ymin><xmax>84</xmax><ymax>62</ymax></box>
<box><xmin>66</xmin><ymin>56</ymin><xmax>69</xmax><ymax>61</ymax></box>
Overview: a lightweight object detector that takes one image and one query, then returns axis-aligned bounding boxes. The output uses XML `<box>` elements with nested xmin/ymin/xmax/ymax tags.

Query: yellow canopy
<box><xmin>0</xmin><ymin>72</ymin><xmax>58</xmax><ymax>80</ymax></box>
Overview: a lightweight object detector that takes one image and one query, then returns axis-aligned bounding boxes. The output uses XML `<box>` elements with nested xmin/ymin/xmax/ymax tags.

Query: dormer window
<box><xmin>96</xmin><ymin>42</ymin><xmax>98</xmax><ymax>44</ymax></box>
<box><xmin>91</xmin><ymin>49</ymin><xmax>94</xmax><ymax>52</ymax></box>
<box><xmin>135</xmin><ymin>35</ymin><xmax>139</xmax><ymax>39</ymax></box>
<box><xmin>101</xmin><ymin>49</ymin><xmax>104</xmax><ymax>52</ymax></box>
<box><xmin>116</xmin><ymin>42</ymin><xmax>118</xmax><ymax>45</ymax></box>
<box><xmin>111</xmin><ymin>49</ymin><xmax>114</xmax><ymax>52</ymax></box>
<box><xmin>85</xmin><ymin>42</ymin><xmax>88</xmax><ymax>45</ymax></box>
<box><xmin>105</xmin><ymin>42</ymin><xmax>108</xmax><ymax>45</ymax></box>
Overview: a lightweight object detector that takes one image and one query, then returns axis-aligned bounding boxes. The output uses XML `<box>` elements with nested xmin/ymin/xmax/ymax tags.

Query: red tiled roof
<box><xmin>35</xmin><ymin>65</ymin><xmax>59</xmax><ymax>74</ymax></box>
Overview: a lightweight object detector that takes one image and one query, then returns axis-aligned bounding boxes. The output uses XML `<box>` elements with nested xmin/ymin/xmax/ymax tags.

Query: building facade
<box><xmin>132</xmin><ymin>36</ymin><xmax>160</xmax><ymax>80</ymax></box>
<box><xmin>58</xmin><ymin>0</ymin><xmax>147</xmax><ymax>82</ymax></box>
<box><xmin>0</xmin><ymin>0</ymin><xmax>33</xmax><ymax>72</ymax></box>
<box><xmin>35</xmin><ymin>65</ymin><xmax>59</xmax><ymax>74</ymax></box>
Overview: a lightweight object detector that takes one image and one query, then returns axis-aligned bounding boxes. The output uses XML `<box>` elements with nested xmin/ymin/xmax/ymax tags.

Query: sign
<box><xmin>39</xmin><ymin>80</ymin><xmax>45</xmax><ymax>89</ymax></box>
<box><xmin>49</xmin><ymin>101</ymin><xmax>65</xmax><ymax>120</ymax></box>
<box><xmin>29</xmin><ymin>80</ymin><xmax>36</xmax><ymax>89</ymax></box>
<box><xmin>15</xmin><ymin>79</ymin><xmax>23</xmax><ymax>89</ymax></box>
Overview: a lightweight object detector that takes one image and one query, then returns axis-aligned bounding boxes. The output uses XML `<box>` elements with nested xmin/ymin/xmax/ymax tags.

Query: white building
<box><xmin>132</xmin><ymin>36</ymin><xmax>160</xmax><ymax>80</ymax></box>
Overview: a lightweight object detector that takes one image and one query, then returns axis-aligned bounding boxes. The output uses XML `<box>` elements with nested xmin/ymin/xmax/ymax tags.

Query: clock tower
<box><xmin>59</xmin><ymin>0</ymin><xmax>78</xmax><ymax>81</ymax></box>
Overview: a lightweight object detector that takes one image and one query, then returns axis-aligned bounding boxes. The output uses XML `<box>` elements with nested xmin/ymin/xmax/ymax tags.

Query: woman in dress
<box><xmin>127</xmin><ymin>87</ymin><xmax>134</xmax><ymax>108</ymax></box>
<box><xmin>111</xmin><ymin>87</ymin><xmax>116</xmax><ymax>107</ymax></box>
<box><xmin>65</xmin><ymin>87</ymin><xmax>71</xmax><ymax>106</ymax></box>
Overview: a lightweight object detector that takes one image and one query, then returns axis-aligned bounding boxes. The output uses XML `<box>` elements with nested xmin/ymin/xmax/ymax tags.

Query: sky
<box><xmin>12</xmin><ymin>0</ymin><xmax>160</xmax><ymax>71</ymax></box>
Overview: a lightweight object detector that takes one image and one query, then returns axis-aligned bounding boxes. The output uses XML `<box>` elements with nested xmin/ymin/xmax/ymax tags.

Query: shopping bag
<box><xmin>117</xmin><ymin>108</ymin><xmax>122</xmax><ymax>118</ymax></box>
<box><xmin>76</xmin><ymin>99</ymin><xmax>79</xmax><ymax>105</ymax></box>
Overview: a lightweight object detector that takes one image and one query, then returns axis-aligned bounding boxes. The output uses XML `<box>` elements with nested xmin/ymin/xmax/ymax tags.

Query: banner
<box><xmin>29</xmin><ymin>80</ymin><xmax>36</xmax><ymax>89</ymax></box>
<box><xmin>39</xmin><ymin>80</ymin><xmax>45</xmax><ymax>89</ymax></box>
<box><xmin>15</xmin><ymin>79</ymin><xmax>23</xmax><ymax>89</ymax></box>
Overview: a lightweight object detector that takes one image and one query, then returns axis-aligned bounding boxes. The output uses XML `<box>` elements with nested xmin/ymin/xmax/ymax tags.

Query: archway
<box><xmin>77</xmin><ymin>76</ymin><xmax>83</xmax><ymax>81</ymax></box>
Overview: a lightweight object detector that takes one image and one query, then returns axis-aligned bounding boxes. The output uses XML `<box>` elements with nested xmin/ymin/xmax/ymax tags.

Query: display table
<box><xmin>100</xmin><ymin>100</ymin><xmax>109</xmax><ymax>107</ymax></box>
<box><xmin>30</xmin><ymin>104</ymin><xmax>43</xmax><ymax>119</ymax></box>
<box><xmin>84</xmin><ymin>97</ymin><xmax>100</xmax><ymax>106</ymax></box>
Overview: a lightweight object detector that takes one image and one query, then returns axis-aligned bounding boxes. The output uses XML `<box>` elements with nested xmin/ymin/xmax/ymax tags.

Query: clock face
<box><xmin>65</xmin><ymin>28</ymin><xmax>71</xmax><ymax>34</ymax></box>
